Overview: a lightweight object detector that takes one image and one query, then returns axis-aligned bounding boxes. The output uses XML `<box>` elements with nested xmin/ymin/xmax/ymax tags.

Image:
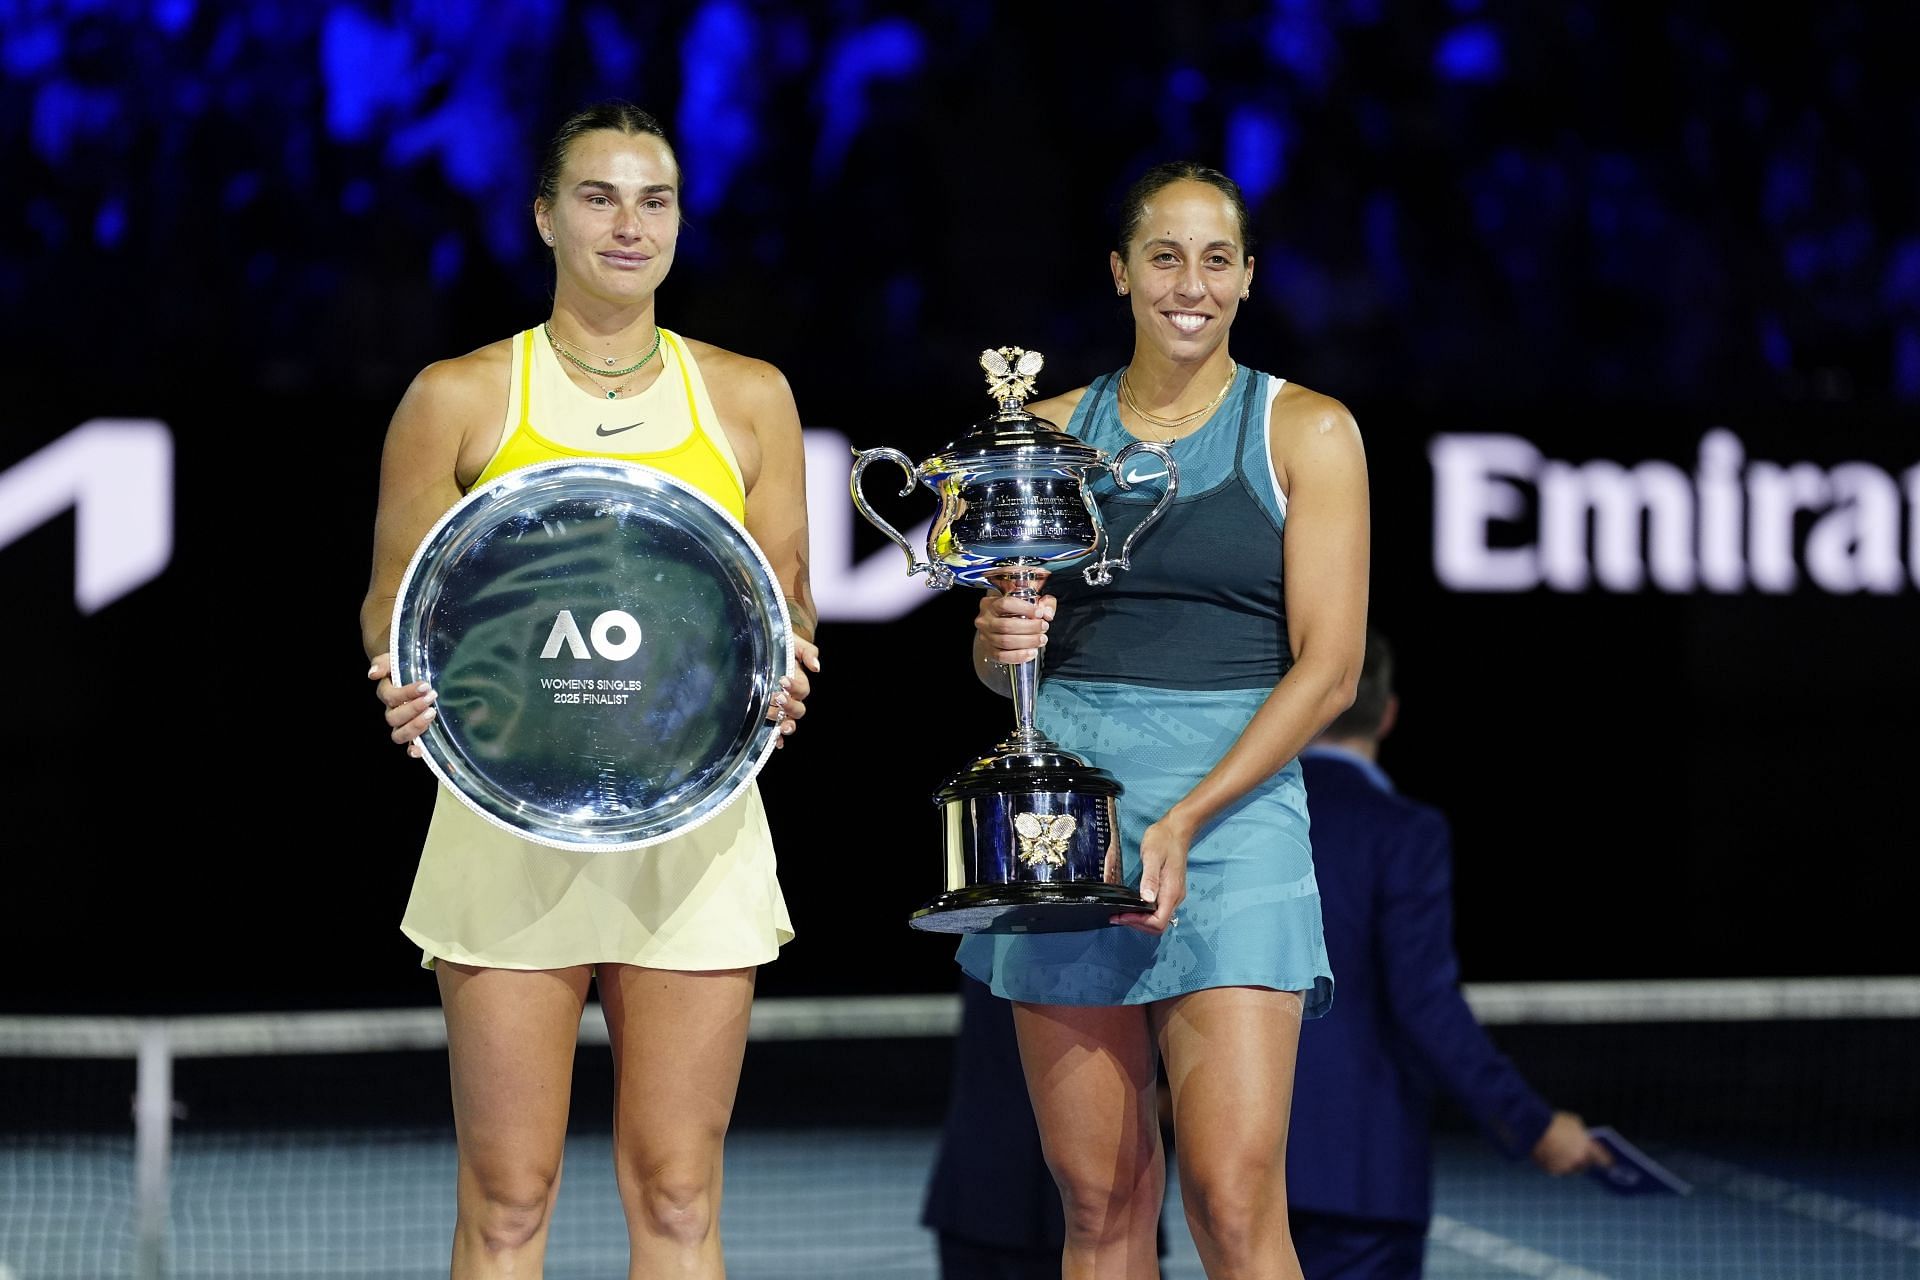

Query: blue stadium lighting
<box><xmin>814</xmin><ymin>17</ymin><xmax>925</xmax><ymax>181</ymax></box>
<box><xmin>1896</xmin><ymin>327</ymin><xmax>1920</xmax><ymax>398</ymax></box>
<box><xmin>94</xmin><ymin>196</ymin><xmax>126</xmax><ymax>250</ymax></box>
<box><xmin>679</xmin><ymin>0</ymin><xmax>759</xmax><ymax>215</ymax></box>
<box><xmin>1763</xmin><ymin>155</ymin><xmax>1813</xmax><ymax>226</ymax></box>
<box><xmin>319</xmin><ymin>7</ymin><xmax>417</xmax><ymax>144</ymax></box>
<box><xmin>582</xmin><ymin>5</ymin><xmax>641</xmax><ymax>88</ymax></box>
<box><xmin>1759</xmin><ymin>317</ymin><xmax>1792</xmax><ymax>373</ymax></box>
<box><xmin>431</xmin><ymin>232</ymin><xmax>465</xmax><ymax>286</ymax></box>
<box><xmin>2</xmin><ymin>19</ymin><xmax>61</xmax><ymax>77</ymax></box>
<box><xmin>1364</xmin><ymin>192</ymin><xmax>1408</xmax><ymax>303</ymax></box>
<box><xmin>154</xmin><ymin>0</ymin><xmax>195</xmax><ymax>36</ymax></box>
<box><xmin>1225</xmin><ymin>106</ymin><xmax>1290</xmax><ymax>209</ymax></box>
<box><xmin>337</xmin><ymin>177</ymin><xmax>373</xmax><ymax>217</ymax></box>
<box><xmin>1339</xmin><ymin>0</ymin><xmax>1385</xmax><ymax>26</ymax></box>
<box><xmin>1434</xmin><ymin>23</ymin><xmax>1504</xmax><ymax>84</ymax></box>
<box><xmin>1266</xmin><ymin>0</ymin><xmax>1336</xmax><ymax>92</ymax></box>
<box><xmin>1169</xmin><ymin>66</ymin><xmax>1208</xmax><ymax>103</ymax></box>
<box><xmin>30</xmin><ymin>81</ymin><xmax>115</xmax><ymax>165</ymax></box>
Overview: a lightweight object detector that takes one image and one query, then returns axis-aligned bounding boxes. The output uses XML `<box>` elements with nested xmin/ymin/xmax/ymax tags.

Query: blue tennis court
<box><xmin>4</xmin><ymin>985</ymin><xmax>1914</xmax><ymax>1278</ymax></box>
<box><xmin>5</xmin><ymin>1126</ymin><xmax>1916</xmax><ymax>1278</ymax></box>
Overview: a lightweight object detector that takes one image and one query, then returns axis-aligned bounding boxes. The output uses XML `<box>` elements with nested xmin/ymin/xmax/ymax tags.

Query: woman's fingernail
<box><xmin>367</xmin><ymin>664</ymin><xmax>379</xmax><ymax>678</ymax></box>
<box><xmin>421</xmin><ymin>689</ymin><xmax>438</xmax><ymax>705</ymax></box>
<box><xmin>421</xmin><ymin>707</ymin><xmax>437</xmax><ymax>721</ymax></box>
<box><xmin>782</xmin><ymin>720</ymin><xmax>796</xmax><ymax>735</ymax></box>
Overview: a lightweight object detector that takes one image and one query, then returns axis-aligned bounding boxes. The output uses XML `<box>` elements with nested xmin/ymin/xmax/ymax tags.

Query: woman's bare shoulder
<box><xmin>1027</xmin><ymin>386</ymin><xmax>1090</xmax><ymax>428</ymax></box>
<box><xmin>1268</xmin><ymin>380</ymin><xmax>1360</xmax><ymax>450</ymax></box>
<box><xmin>677</xmin><ymin>335</ymin><xmax>794</xmax><ymax>409</ymax></box>
<box><xmin>407</xmin><ymin>337</ymin><xmax>512</xmax><ymax>408</ymax></box>
<box><xmin>382</xmin><ymin>337</ymin><xmax>514</xmax><ymax>475</ymax></box>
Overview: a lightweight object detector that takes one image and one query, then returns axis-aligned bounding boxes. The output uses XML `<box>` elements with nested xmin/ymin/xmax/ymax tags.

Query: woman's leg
<box><xmin>599</xmin><ymin>964</ymin><xmax>756</xmax><ymax>1280</ymax></box>
<box><xmin>438</xmin><ymin>961</ymin><xmax>593</xmax><ymax>1278</ymax></box>
<box><xmin>1012</xmin><ymin>1001</ymin><xmax>1163</xmax><ymax>1280</ymax></box>
<box><xmin>1152</xmin><ymin>986</ymin><xmax>1306</xmax><ymax>1280</ymax></box>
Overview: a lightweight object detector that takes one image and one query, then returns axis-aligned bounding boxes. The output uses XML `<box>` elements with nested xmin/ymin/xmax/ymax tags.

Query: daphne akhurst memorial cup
<box><xmin>850</xmin><ymin>348</ymin><xmax>1179</xmax><ymax>933</ymax></box>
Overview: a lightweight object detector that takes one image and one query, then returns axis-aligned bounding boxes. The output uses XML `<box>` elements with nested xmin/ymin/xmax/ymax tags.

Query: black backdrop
<box><xmin>3</xmin><ymin>1</ymin><xmax>1916</xmax><ymax>1013</ymax></box>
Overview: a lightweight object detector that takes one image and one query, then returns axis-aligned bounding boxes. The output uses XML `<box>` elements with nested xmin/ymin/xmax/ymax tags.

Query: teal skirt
<box><xmin>957</xmin><ymin>679</ymin><xmax>1334</xmax><ymax>1016</ymax></box>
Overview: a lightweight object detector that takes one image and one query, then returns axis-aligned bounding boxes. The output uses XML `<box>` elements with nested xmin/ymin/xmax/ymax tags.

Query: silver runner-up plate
<box><xmin>390</xmin><ymin>459</ymin><xmax>791</xmax><ymax>851</ymax></box>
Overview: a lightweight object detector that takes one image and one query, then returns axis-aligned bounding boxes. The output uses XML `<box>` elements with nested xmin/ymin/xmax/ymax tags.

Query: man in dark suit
<box><xmin>1288</xmin><ymin>630</ymin><xmax>1608</xmax><ymax>1278</ymax></box>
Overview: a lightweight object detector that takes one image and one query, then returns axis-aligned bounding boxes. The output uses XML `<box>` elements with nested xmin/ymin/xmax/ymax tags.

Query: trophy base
<box><xmin>908</xmin><ymin>883</ymin><xmax>1153</xmax><ymax>935</ymax></box>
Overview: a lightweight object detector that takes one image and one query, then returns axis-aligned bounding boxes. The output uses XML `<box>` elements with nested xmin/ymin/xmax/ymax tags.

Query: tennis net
<box><xmin>1</xmin><ymin>978</ymin><xmax>1914</xmax><ymax>1279</ymax></box>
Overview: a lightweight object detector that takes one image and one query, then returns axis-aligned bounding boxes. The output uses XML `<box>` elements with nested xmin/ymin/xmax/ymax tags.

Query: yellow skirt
<box><xmin>401</xmin><ymin>783</ymin><xmax>793</xmax><ymax>971</ymax></box>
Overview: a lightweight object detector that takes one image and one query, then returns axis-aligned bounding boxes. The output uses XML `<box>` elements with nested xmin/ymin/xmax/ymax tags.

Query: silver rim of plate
<box><xmin>390</xmin><ymin>459</ymin><xmax>791</xmax><ymax>851</ymax></box>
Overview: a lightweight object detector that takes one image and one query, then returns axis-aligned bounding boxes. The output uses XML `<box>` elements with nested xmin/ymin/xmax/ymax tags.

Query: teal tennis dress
<box><xmin>956</xmin><ymin>366</ymin><xmax>1334</xmax><ymax>1017</ymax></box>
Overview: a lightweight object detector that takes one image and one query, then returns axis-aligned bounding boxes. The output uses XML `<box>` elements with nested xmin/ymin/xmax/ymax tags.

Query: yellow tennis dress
<box><xmin>400</xmin><ymin>327</ymin><xmax>794</xmax><ymax>971</ymax></box>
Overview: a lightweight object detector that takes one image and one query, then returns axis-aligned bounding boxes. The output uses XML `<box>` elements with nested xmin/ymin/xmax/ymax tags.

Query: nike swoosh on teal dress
<box><xmin>957</xmin><ymin>365</ymin><xmax>1334</xmax><ymax>1016</ymax></box>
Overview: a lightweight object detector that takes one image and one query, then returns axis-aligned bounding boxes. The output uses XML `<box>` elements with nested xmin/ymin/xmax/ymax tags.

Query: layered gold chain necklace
<box><xmin>1119</xmin><ymin>361</ymin><xmax>1237</xmax><ymax>438</ymax></box>
<box><xmin>544</xmin><ymin>322</ymin><xmax>663</xmax><ymax>400</ymax></box>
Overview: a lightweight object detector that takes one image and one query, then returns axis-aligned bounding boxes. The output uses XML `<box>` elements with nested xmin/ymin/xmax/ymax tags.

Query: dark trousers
<box><xmin>936</xmin><ymin>1232</ymin><xmax>1059</xmax><ymax>1280</ymax></box>
<box><xmin>1290</xmin><ymin>1209</ymin><xmax>1427</xmax><ymax>1280</ymax></box>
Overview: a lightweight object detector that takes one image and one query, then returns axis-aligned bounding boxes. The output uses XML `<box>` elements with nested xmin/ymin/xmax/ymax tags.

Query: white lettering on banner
<box><xmin>0</xmin><ymin>420</ymin><xmax>173</xmax><ymax>613</ymax></box>
<box><xmin>1431</xmin><ymin>430</ymin><xmax>1920</xmax><ymax>595</ymax></box>
<box><xmin>804</xmin><ymin>429</ymin><xmax>939</xmax><ymax>621</ymax></box>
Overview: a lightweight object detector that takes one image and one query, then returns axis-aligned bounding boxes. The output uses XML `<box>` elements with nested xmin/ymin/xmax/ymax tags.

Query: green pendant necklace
<box><xmin>544</xmin><ymin>323</ymin><xmax>664</xmax><ymax>399</ymax></box>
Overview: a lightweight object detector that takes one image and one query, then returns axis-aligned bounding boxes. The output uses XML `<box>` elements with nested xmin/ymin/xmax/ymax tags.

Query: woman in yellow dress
<box><xmin>359</xmin><ymin>101</ymin><xmax>818</xmax><ymax>1279</ymax></box>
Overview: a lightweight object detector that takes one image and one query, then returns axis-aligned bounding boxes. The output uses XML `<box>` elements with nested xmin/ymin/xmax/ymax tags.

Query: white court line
<box><xmin>1662</xmin><ymin>1152</ymin><xmax>1920</xmax><ymax>1251</ymax></box>
<box><xmin>1428</xmin><ymin>1216</ymin><xmax>1617</xmax><ymax>1280</ymax></box>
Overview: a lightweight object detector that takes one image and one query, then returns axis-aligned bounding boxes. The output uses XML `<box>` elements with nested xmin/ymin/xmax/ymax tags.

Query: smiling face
<box><xmin>533</xmin><ymin>128</ymin><xmax>680</xmax><ymax>309</ymax></box>
<box><xmin>1111</xmin><ymin>179</ymin><xmax>1254</xmax><ymax>364</ymax></box>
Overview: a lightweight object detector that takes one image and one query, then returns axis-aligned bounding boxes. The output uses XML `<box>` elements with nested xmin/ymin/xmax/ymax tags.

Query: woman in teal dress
<box><xmin>960</xmin><ymin>163</ymin><xmax>1370</xmax><ymax>1280</ymax></box>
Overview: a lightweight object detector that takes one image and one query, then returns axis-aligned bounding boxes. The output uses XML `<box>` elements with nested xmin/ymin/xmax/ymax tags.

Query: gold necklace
<box><xmin>544</xmin><ymin>322</ymin><xmax>662</xmax><ymax>372</ymax></box>
<box><xmin>1119</xmin><ymin>362</ymin><xmax>1236</xmax><ymax>435</ymax></box>
<box><xmin>545</xmin><ymin>323</ymin><xmax>664</xmax><ymax>400</ymax></box>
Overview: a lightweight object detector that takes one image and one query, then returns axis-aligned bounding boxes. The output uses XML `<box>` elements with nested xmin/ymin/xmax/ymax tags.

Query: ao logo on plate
<box><xmin>539</xmin><ymin>609</ymin><xmax>642</xmax><ymax>661</ymax></box>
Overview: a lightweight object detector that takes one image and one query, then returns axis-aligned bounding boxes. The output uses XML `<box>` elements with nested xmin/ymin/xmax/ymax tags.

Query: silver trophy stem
<box><xmin>996</xmin><ymin>562</ymin><xmax>1050</xmax><ymax>751</ymax></box>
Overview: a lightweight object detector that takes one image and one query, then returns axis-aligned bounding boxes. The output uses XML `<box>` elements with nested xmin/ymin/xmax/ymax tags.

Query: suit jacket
<box><xmin>1287</xmin><ymin>749</ymin><xmax>1553</xmax><ymax>1224</ymax></box>
<box><xmin>921</xmin><ymin>975</ymin><xmax>1066</xmax><ymax>1251</ymax></box>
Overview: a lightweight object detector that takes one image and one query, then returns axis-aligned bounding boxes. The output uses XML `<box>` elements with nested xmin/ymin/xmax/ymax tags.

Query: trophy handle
<box><xmin>1083</xmin><ymin>441</ymin><xmax>1178</xmax><ymax>586</ymax></box>
<box><xmin>850</xmin><ymin>446</ymin><xmax>953</xmax><ymax>589</ymax></box>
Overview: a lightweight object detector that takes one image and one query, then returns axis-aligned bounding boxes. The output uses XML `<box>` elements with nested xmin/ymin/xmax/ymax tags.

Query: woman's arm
<box><xmin>1126</xmin><ymin>386</ymin><xmax>1370</xmax><ymax>933</ymax></box>
<box><xmin>966</xmin><ymin>387</ymin><xmax>1085</xmax><ymax>695</ymax></box>
<box><xmin>724</xmin><ymin>355</ymin><xmax>820</xmax><ymax>742</ymax></box>
<box><xmin>361</xmin><ymin>353</ymin><xmax>501</xmax><ymax>754</ymax></box>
